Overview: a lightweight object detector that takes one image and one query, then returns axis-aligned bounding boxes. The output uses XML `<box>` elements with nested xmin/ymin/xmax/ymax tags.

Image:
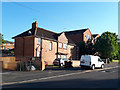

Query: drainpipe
<box><xmin>23</xmin><ymin>37</ymin><xmax>24</xmax><ymax>57</ymax></box>
<box><xmin>40</xmin><ymin>34</ymin><xmax>43</xmax><ymax>70</ymax></box>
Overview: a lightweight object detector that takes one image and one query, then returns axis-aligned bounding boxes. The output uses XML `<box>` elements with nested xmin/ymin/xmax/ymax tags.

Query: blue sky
<box><xmin>2</xmin><ymin>2</ymin><xmax>118</xmax><ymax>42</ymax></box>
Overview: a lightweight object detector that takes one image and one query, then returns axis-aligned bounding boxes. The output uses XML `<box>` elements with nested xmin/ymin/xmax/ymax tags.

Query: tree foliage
<box><xmin>0</xmin><ymin>34</ymin><xmax>5</xmax><ymax>45</ymax></box>
<box><xmin>94</xmin><ymin>31</ymin><xmax>119</xmax><ymax>59</ymax></box>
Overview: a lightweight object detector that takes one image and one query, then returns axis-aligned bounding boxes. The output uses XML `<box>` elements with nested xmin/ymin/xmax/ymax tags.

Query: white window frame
<box><xmin>59</xmin><ymin>43</ymin><xmax>62</xmax><ymax>48</ymax></box>
<box><xmin>58</xmin><ymin>55</ymin><xmax>61</xmax><ymax>58</ymax></box>
<box><xmin>63</xmin><ymin>43</ymin><xmax>67</xmax><ymax>49</ymax></box>
<box><xmin>38</xmin><ymin>38</ymin><xmax>41</xmax><ymax>44</ymax></box>
<box><xmin>37</xmin><ymin>51</ymin><xmax>40</xmax><ymax>57</ymax></box>
<box><xmin>49</xmin><ymin>42</ymin><xmax>52</xmax><ymax>51</ymax></box>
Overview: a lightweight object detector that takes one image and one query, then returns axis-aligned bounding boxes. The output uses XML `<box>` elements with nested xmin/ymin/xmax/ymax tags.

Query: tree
<box><xmin>95</xmin><ymin>31</ymin><xmax>119</xmax><ymax>59</ymax></box>
<box><xmin>0</xmin><ymin>33</ymin><xmax>5</xmax><ymax>45</ymax></box>
<box><xmin>86</xmin><ymin>39</ymin><xmax>95</xmax><ymax>55</ymax></box>
<box><xmin>79</xmin><ymin>41</ymin><xmax>86</xmax><ymax>56</ymax></box>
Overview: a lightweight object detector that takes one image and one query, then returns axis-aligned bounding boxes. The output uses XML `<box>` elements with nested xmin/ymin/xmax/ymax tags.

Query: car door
<box><xmin>97</xmin><ymin>58</ymin><xmax>102</xmax><ymax>67</ymax></box>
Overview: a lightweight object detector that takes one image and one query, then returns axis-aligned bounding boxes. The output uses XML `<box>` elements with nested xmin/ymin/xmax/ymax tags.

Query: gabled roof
<box><xmin>12</xmin><ymin>28</ymin><xmax>36</xmax><ymax>39</ymax></box>
<box><xmin>92</xmin><ymin>34</ymin><xmax>99</xmax><ymax>38</ymax></box>
<box><xmin>12</xmin><ymin>27</ymin><xmax>58</xmax><ymax>41</ymax></box>
<box><xmin>64</xmin><ymin>28</ymin><xmax>88</xmax><ymax>35</ymax></box>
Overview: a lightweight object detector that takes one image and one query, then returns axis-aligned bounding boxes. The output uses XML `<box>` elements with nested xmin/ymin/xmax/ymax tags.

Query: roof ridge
<box><xmin>64</xmin><ymin>28</ymin><xmax>88</xmax><ymax>33</ymax></box>
<box><xmin>37</xmin><ymin>27</ymin><xmax>58</xmax><ymax>34</ymax></box>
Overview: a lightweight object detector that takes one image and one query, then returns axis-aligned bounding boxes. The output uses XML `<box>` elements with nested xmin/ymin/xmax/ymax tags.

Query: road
<box><xmin>1</xmin><ymin>62</ymin><xmax>119</xmax><ymax>88</ymax></box>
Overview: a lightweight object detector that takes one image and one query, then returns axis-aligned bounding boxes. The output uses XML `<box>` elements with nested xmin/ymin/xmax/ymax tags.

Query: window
<box><xmin>37</xmin><ymin>51</ymin><xmax>40</xmax><ymax>57</ymax></box>
<box><xmin>38</xmin><ymin>38</ymin><xmax>41</xmax><ymax>44</ymax></box>
<box><xmin>49</xmin><ymin>42</ymin><xmax>52</xmax><ymax>51</ymax></box>
<box><xmin>64</xmin><ymin>55</ymin><xmax>67</xmax><ymax>58</ymax></box>
<box><xmin>85</xmin><ymin>34</ymin><xmax>87</xmax><ymax>40</ymax></box>
<box><xmin>98</xmin><ymin>58</ymin><xmax>102</xmax><ymax>62</ymax></box>
<box><xmin>3</xmin><ymin>43</ymin><xmax>6</xmax><ymax>45</ymax></box>
<box><xmin>63</xmin><ymin>43</ymin><xmax>67</xmax><ymax>49</ymax></box>
<box><xmin>70</xmin><ymin>48</ymin><xmax>73</xmax><ymax>53</ymax></box>
<box><xmin>58</xmin><ymin>55</ymin><xmax>61</xmax><ymax>58</ymax></box>
<box><xmin>59</xmin><ymin>43</ymin><xmax>62</xmax><ymax>48</ymax></box>
<box><xmin>7</xmin><ymin>43</ymin><xmax>10</xmax><ymax>46</ymax></box>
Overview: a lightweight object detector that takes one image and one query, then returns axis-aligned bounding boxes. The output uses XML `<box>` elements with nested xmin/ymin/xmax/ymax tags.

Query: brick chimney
<box><xmin>32</xmin><ymin>21</ymin><xmax>38</xmax><ymax>29</ymax></box>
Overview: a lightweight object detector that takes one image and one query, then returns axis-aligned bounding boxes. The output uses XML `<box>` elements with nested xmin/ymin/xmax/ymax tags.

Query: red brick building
<box><xmin>12</xmin><ymin>21</ymin><xmax>93</xmax><ymax>64</ymax></box>
<box><xmin>0</xmin><ymin>40</ymin><xmax>14</xmax><ymax>50</ymax></box>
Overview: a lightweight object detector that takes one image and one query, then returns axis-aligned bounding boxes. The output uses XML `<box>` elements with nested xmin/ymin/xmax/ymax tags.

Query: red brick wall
<box><xmin>15</xmin><ymin>36</ymin><xmax>34</xmax><ymax>57</ymax></box>
<box><xmin>83</xmin><ymin>29</ymin><xmax>92</xmax><ymax>42</ymax></box>
<box><xmin>15</xmin><ymin>38</ymin><xmax>23</xmax><ymax>56</ymax></box>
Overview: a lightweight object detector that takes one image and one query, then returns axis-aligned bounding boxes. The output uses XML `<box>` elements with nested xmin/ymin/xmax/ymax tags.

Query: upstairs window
<box><xmin>38</xmin><ymin>38</ymin><xmax>41</xmax><ymax>44</ymax></box>
<box><xmin>59</xmin><ymin>43</ymin><xmax>62</xmax><ymax>48</ymax></box>
<box><xmin>37</xmin><ymin>51</ymin><xmax>40</xmax><ymax>57</ymax></box>
<box><xmin>49</xmin><ymin>42</ymin><xmax>52</xmax><ymax>51</ymax></box>
<box><xmin>85</xmin><ymin>34</ymin><xmax>87</xmax><ymax>40</ymax></box>
<box><xmin>7</xmin><ymin>43</ymin><xmax>10</xmax><ymax>46</ymax></box>
<box><xmin>63</xmin><ymin>43</ymin><xmax>67</xmax><ymax>49</ymax></box>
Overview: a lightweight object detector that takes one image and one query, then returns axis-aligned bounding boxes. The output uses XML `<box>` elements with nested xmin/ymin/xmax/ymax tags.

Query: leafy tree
<box><xmin>86</xmin><ymin>39</ymin><xmax>95</xmax><ymax>55</ymax></box>
<box><xmin>79</xmin><ymin>41</ymin><xmax>86</xmax><ymax>56</ymax></box>
<box><xmin>95</xmin><ymin>31</ymin><xmax>119</xmax><ymax>59</ymax></box>
<box><xmin>0</xmin><ymin>33</ymin><xmax>5</xmax><ymax>45</ymax></box>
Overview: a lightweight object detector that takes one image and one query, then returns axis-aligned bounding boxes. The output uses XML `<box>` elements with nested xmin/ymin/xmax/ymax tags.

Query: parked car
<box><xmin>53</xmin><ymin>58</ymin><xmax>70</xmax><ymax>66</ymax></box>
<box><xmin>44</xmin><ymin>61</ymin><xmax>48</xmax><ymax>66</ymax></box>
<box><xmin>80</xmin><ymin>55</ymin><xmax>105</xmax><ymax>70</ymax></box>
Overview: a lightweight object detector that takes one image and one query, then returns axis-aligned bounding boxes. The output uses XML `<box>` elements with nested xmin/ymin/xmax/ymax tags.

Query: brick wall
<box><xmin>15</xmin><ymin>37</ymin><xmax>34</xmax><ymax>57</ymax></box>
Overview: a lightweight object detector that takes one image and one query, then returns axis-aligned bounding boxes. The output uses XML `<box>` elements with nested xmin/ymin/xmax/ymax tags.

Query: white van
<box><xmin>80</xmin><ymin>55</ymin><xmax>104</xmax><ymax>70</ymax></box>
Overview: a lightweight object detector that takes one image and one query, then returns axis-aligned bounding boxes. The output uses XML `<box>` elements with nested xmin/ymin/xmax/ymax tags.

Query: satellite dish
<box><xmin>28</xmin><ymin>31</ymin><xmax>32</xmax><ymax>34</ymax></box>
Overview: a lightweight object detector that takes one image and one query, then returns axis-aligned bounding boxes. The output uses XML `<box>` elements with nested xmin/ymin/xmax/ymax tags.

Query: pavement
<box><xmin>1</xmin><ymin>62</ymin><xmax>120</xmax><ymax>88</ymax></box>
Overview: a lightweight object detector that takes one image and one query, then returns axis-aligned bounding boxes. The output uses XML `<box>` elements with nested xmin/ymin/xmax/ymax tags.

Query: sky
<box><xmin>1</xmin><ymin>2</ymin><xmax>118</xmax><ymax>42</ymax></box>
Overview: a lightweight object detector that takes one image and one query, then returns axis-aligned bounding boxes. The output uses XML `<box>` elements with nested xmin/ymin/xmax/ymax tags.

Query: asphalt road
<box><xmin>1</xmin><ymin>62</ymin><xmax>119</xmax><ymax>88</ymax></box>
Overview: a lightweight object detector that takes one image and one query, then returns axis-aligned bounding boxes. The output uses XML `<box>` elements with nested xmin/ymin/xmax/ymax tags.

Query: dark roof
<box><xmin>92</xmin><ymin>34</ymin><xmax>99</xmax><ymax>38</ymax></box>
<box><xmin>36</xmin><ymin>27</ymin><xmax>58</xmax><ymax>41</ymax></box>
<box><xmin>4</xmin><ymin>40</ymin><xmax>14</xmax><ymax>44</ymax></box>
<box><xmin>12</xmin><ymin>28</ymin><xmax>36</xmax><ymax>39</ymax></box>
<box><xmin>12</xmin><ymin>27</ymin><xmax>89</xmax><ymax>46</ymax></box>
<box><xmin>64</xmin><ymin>29</ymin><xmax>88</xmax><ymax>35</ymax></box>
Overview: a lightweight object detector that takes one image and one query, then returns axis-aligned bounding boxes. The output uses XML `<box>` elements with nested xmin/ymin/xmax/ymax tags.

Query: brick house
<box><xmin>64</xmin><ymin>28</ymin><xmax>92</xmax><ymax>59</ymax></box>
<box><xmin>0</xmin><ymin>40</ymin><xmax>14</xmax><ymax>50</ymax></box>
<box><xmin>12</xmin><ymin>21</ymin><xmax>92</xmax><ymax>64</ymax></box>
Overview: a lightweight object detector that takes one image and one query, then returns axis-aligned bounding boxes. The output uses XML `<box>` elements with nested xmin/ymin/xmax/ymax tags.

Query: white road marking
<box><xmin>1</xmin><ymin>66</ymin><xmax>120</xmax><ymax>86</ymax></box>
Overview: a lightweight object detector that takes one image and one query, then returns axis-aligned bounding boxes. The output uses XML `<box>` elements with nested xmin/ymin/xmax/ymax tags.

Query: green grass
<box><xmin>47</xmin><ymin>65</ymin><xmax>59</xmax><ymax>67</ymax></box>
<box><xmin>112</xmin><ymin>60</ymin><xmax>119</xmax><ymax>63</ymax></box>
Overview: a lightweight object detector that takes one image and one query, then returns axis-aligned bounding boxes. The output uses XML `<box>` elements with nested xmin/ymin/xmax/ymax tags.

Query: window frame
<box><xmin>59</xmin><ymin>42</ymin><xmax>63</xmax><ymax>49</ymax></box>
<box><xmin>49</xmin><ymin>41</ymin><xmax>52</xmax><ymax>51</ymax></box>
<box><xmin>63</xmin><ymin>43</ymin><xmax>67</xmax><ymax>50</ymax></box>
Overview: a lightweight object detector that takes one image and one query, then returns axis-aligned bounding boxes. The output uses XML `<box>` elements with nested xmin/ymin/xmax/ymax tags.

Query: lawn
<box><xmin>112</xmin><ymin>60</ymin><xmax>119</xmax><ymax>63</ymax></box>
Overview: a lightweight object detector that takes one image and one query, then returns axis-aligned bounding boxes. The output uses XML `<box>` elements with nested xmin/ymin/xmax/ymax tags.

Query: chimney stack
<box><xmin>32</xmin><ymin>21</ymin><xmax>38</xmax><ymax>29</ymax></box>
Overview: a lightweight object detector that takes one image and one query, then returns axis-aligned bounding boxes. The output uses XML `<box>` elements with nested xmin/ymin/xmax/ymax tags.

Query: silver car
<box><xmin>53</xmin><ymin>58</ymin><xmax>70</xmax><ymax>66</ymax></box>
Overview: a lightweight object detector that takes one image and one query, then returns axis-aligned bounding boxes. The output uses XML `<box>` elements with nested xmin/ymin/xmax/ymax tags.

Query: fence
<box><xmin>0</xmin><ymin>57</ymin><xmax>45</xmax><ymax>71</ymax></box>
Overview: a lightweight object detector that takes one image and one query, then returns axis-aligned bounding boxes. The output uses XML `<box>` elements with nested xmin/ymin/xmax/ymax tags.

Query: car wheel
<box><xmin>91</xmin><ymin>65</ymin><xmax>95</xmax><ymax>70</ymax></box>
<box><xmin>101</xmin><ymin>64</ymin><xmax>104</xmax><ymax>69</ymax></box>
